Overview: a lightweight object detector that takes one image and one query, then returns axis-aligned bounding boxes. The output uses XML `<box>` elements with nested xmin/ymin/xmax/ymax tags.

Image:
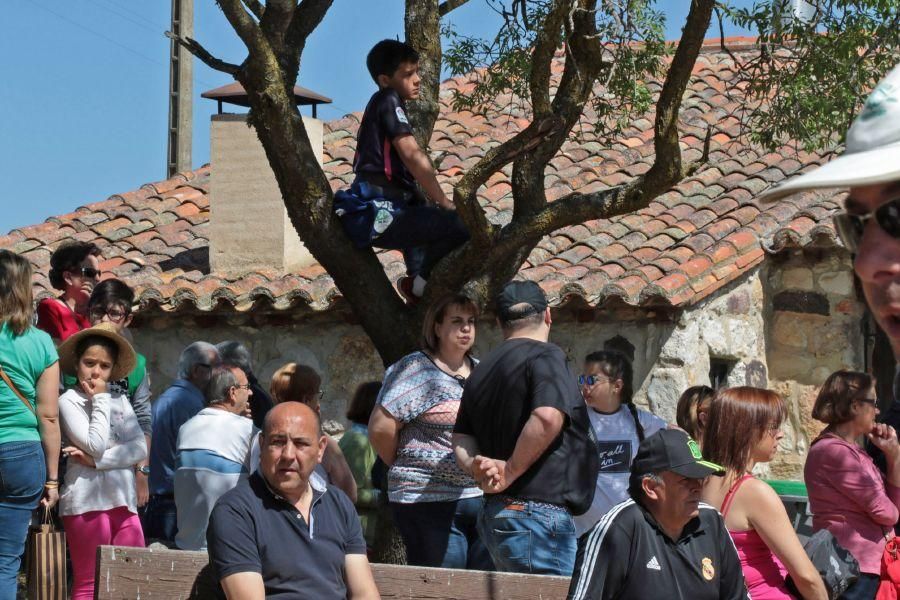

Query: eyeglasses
<box><xmin>73</xmin><ymin>267</ymin><xmax>102</xmax><ymax>279</ymax></box>
<box><xmin>89</xmin><ymin>306</ymin><xmax>129</xmax><ymax>323</ymax></box>
<box><xmin>834</xmin><ymin>197</ymin><xmax>900</xmax><ymax>253</ymax></box>
<box><xmin>578</xmin><ymin>374</ymin><xmax>613</xmax><ymax>386</ymax></box>
<box><xmin>856</xmin><ymin>398</ymin><xmax>878</xmax><ymax>407</ymax></box>
<box><xmin>232</xmin><ymin>384</ymin><xmax>252</xmax><ymax>391</ymax></box>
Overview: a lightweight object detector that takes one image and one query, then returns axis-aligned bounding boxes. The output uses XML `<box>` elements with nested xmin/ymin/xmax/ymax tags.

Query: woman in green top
<box><xmin>0</xmin><ymin>250</ymin><xmax>61</xmax><ymax>599</ymax></box>
<box><xmin>339</xmin><ymin>381</ymin><xmax>381</xmax><ymax>548</ymax></box>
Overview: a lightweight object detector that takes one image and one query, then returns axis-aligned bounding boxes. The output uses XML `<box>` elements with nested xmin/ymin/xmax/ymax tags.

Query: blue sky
<box><xmin>1</xmin><ymin>1</ymin><xmax>756</xmax><ymax>234</ymax></box>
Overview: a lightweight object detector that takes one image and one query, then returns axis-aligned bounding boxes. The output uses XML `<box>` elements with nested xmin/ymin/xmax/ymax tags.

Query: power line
<box><xmin>82</xmin><ymin>0</ymin><xmax>165</xmax><ymax>35</ymax></box>
<box><xmin>22</xmin><ymin>0</ymin><xmax>170</xmax><ymax>71</ymax></box>
<box><xmin>84</xmin><ymin>0</ymin><xmax>168</xmax><ymax>32</ymax></box>
<box><xmin>22</xmin><ymin>0</ymin><xmax>356</xmax><ymax>119</ymax></box>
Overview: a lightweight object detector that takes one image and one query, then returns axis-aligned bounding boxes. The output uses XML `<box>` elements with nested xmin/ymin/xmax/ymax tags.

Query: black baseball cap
<box><xmin>631</xmin><ymin>429</ymin><xmax>725</xmax><ymax>479</ymax></box>
<box><xmin>495</xmin><ymin>280</ymin><xmax>548</xmax><ymax>321</ymax></box>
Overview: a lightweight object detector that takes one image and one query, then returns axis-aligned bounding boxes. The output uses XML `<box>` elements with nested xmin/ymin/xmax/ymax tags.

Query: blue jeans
<box><xmin>141</xmin><ymin>495</ymin><xmax>177</xmax><ymax>544</ymax></box>
<box><xmin>391</xmin><ymin>497</ymin><xmax>494</xmax><ymax>570</ymax></box>
<box><xmin>477</xmin><ymin>495</ymin><xmax>576</xmax><ymax>576</ymax></box>
<box><xmin>0</xmin><ymin>441</ymin><xmax>46</xmax><ymax>600</ymax></box>
<box><xmin>374</xmin><ymin>205</ymin><xmax>469</xmax><ymax>279</ymax></box>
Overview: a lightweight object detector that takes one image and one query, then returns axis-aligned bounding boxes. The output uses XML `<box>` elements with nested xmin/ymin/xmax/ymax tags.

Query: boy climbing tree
<box><xmin>336</xmin><ymin>40</ymin><xmax>469</xmax><ymax>303</ymax></box>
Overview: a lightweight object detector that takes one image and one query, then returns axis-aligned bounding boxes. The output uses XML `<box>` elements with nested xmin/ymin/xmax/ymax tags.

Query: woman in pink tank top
<box><xmin>701</xmin><ymin>387</ymin><xmax>827</xmax><ymax>600</ymax></box>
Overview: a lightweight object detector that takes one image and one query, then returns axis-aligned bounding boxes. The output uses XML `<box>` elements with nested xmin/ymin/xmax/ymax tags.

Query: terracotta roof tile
<box><xmin>3</xmin><ymin>40</ymin><xmax>845</xmax><ymax>313</ymax></box>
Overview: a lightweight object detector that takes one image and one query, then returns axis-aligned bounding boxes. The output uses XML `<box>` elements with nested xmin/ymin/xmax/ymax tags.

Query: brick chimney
<box><xmin>203</xmin><ymin>83</ymin><xmax>332</xmax><ymax>275</ymax></box>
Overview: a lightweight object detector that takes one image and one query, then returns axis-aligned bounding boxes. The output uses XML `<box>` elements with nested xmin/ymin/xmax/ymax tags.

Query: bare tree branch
<box><xmin>164</xmin><ymin>31</ymin><xmax>241</xmax><ymax>75</ymax></box>
<box><xmin>643</xmin><ymin>0</ymin><xmax>715</xmax><ymax>193</ymax></box>
<box><xmin>217</xmin><ymin>0</ymin><xmax>268</xmax><ymax>56</ymax></box>
<box><xmin>501</xmin><ymin>180</ymin><xmax>644</xmax><ymax>248</ymax></box>
<box><xmin>438</xmin><ymin>0</ymin><xmax>471</xmax><ymax>16</ymax></box>
<box><xmin>261</xmin><ymin>0</ymin><xmax>296</xmax><ymax>49</ymax></box>
<box><xmin>529</xmin><ymin>0</ymin><xmax>571</xmax><ymax>117</ymax></box>
<box><xmin>405</xmin><ymin>0</ymin><xmax>442</xmax><ymax>148</ymax></box>
<box><xmin>241</xmin><ymin>0</ymin><xmax>264</xmax><ymax>20</ymax></box>
<box><xmin>288</xmin><ymin>0</ymin><xmax>334</xmax><ymax>47</ymax></box>
<box><xmin>453</xmin><ymin>115</ymin><xmax>564</xmax><ymax>247</ymax></box>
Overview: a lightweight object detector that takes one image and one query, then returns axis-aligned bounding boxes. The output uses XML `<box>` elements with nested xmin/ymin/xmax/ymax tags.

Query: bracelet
<box><xmin>44</xmin><ymin>481</ymin><xmax>59</xmax><ymax>489</ymax></box>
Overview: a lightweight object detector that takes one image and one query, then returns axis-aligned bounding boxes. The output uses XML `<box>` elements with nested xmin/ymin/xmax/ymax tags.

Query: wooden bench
<box><xmin>94</xmin><ymin>545</ymin><xmax>571</xmax><ymax>599</ymax></box>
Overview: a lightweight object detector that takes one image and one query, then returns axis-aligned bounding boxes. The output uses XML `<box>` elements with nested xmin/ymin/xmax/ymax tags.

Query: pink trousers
<box><xmin>62</xmin><ymin>506</ymin><xmax>145</xmax><ymax>600</ymax></box>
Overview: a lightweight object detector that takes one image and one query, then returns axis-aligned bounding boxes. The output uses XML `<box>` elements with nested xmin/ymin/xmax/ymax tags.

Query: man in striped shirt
<box><xmin>567</xmin><ymin>429</ymin><xmax>748</xmax><ymax>600</ymax></box>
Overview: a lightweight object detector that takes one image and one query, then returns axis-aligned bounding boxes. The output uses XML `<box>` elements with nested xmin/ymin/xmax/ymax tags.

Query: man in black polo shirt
<box><xmin>207</xmin><ymin>402</ymin><xmax>379</xmax><ymax>600</ymax></box>
<box><xmin>452</xmin><ymin>280</ymin><xmax>599</xmax><ymax>576</ymax></box>
<box><xmin>567</xmin><ymin>429</ymin><xmax>748</xmax><ymax>600</ymax></box>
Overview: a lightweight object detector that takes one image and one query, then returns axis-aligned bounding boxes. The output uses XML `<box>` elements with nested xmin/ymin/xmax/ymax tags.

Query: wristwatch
<box><xmin>137</xmin><ymin>465</ymin><xmax>150</xmax><ymax>475</ymax></box>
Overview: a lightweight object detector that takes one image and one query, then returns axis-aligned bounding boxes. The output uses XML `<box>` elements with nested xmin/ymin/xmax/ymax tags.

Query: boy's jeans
<box><xmin>373</xmin><ymin>205</ymin><xmax>469</xmax><ymax>279</ymax></box>
<box><xmin>477</xmin><ymin>495</ymin><xmax>577</xmax><ymax>576</ymax></box>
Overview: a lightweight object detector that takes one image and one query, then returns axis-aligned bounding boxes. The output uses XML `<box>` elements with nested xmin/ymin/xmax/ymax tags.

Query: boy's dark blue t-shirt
<box><xmin>353</xmin><ymin>88</ymin><xmax>416</xmax><ymax>190</ymax></box>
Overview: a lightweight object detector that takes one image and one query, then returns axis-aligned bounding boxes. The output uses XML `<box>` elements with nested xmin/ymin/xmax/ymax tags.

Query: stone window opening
<box><xmin>709</xmin><ymin>357</ymin><xmax>737</xmax><ymax>389</ymax></box>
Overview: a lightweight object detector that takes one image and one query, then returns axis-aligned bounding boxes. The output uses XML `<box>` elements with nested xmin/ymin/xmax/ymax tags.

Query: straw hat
<box><xmin>57</xmin><ymin>322</ymin><xmax>137</xmax><ymax>382</ymax></box>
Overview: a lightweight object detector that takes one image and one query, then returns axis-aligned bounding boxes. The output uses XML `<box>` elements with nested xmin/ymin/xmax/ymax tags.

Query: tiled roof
<box><xmin>1</xmin><ymin>38</ymin><xmax>845</xmax><ymax>315</ymax></box>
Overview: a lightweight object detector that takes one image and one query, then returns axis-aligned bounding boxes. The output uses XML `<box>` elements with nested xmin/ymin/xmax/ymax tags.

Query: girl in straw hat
<box><xmin>56</xmin><ymin>323</ymin><xmax>146</xmax><ymax>600</ymax></box>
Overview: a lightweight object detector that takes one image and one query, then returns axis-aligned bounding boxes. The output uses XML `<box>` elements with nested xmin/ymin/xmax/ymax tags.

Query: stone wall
<box><xmin>130</xmin><ymin>250</ymin><xmax>865</xmax><ymax>478</ymax></box>
<box><xmin>765</xmin><ymin>249</ymin><xmax>866</xmax><ymax>478</ymax></box>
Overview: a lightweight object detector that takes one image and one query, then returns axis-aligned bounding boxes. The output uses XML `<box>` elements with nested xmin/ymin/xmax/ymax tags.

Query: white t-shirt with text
<box><xmin>574</xmin><ymin>404</ymin><xmax>667</xmax><ymax>537</ymax></box>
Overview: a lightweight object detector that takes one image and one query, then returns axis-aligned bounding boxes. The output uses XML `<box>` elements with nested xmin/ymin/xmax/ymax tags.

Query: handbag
<box><xmin>877</xmin><ymin>535</ymin><xmax>900</xmax><ymax>599</ymax></box>
<box><xmin>25</xmin><ymin>507</ymin><xmax>67</xmax><ymax>600</ymax></box>
<box><xmin>786</xmin><ymin>529</ymin><xmax>859</xmax><ymax>600</ymax></box>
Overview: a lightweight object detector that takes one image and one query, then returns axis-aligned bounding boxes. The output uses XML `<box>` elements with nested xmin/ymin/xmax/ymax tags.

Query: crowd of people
<box><xmin>2</xmin><ymin>40</ymin><xmax>900</xmax><ymax>600</ymax></box>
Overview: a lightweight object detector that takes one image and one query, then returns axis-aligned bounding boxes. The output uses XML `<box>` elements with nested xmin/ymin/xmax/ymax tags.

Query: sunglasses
<box><xmin>72</xmin><ymin>267</ymin><xmax>102</xmax><ymax>279</ymax></box>
<box><xmin>578</xmin><ymin>374</ymin><xmax>613</xmax><ymax>386</ymax></box>
<box><xmin>833</xmin><ymin>198</ymin><xmax>900</xmax><ymax>253</ymax></box>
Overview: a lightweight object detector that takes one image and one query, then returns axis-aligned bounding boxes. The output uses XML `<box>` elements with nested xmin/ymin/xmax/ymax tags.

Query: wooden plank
<box><xmin>371</xmin><ymin>563</ymin><xmax>569</xmax><ymax>599</ymax></box>
<box><xmin>95</xmin><ymin>546</ymin><xmax>571</xmax><ymax>600</ymax></box>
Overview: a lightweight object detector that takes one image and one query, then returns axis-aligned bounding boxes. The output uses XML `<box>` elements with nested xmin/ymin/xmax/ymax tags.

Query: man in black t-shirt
<box><xmin>452</xmin><ymin>280</ymin><xmax>599</xmax><ymax>576</ymax></box>
<box><xmin>567</xmin><ymin>429</ymin><xmax>747</xmax><ymax>600</ymax></box>
<box><xmin>345</xmin><ymin>39</ymin><xmax>468</xmax><ymax>302</ymax></box>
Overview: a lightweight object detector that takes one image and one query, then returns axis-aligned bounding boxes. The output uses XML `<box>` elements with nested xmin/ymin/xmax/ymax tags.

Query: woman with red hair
<box><xmin>702</xmin><ymin>387</ymin><xmax>826</xmax><ymax>600</ymax></box>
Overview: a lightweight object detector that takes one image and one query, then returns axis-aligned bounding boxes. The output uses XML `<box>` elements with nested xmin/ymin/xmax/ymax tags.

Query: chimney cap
<box><xmin>202</xmin><ymin>82</ymin><xmax>332</xmax><ymax>111</ymax></box>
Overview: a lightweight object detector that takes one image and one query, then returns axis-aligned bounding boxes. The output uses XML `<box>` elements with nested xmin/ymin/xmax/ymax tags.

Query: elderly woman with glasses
<box><xmin>37</xmin><ymin>241</ymin><xmax>102</xmax><ymax>343</ymax></box>
<box><xmin>805</xmin><ymin>371</ymin><xmax>900</xmax><ymax>600</ymax></box>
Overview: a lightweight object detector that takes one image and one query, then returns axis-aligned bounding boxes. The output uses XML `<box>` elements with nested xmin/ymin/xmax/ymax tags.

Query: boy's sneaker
<box><xmin>397</xmin><ymin>276</ymin><xmax>420</xmax><ymax>305</ymax></box>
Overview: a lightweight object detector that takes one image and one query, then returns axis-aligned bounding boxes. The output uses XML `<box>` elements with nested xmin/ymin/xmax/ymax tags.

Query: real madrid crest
<box><xmin>701</xmin><ymin>557</ymin><xmax>715</xmax><ymax>581</ymax></box>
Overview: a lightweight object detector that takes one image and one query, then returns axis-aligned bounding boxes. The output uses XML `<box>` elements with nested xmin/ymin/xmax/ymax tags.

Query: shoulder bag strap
<box><xmin>0</xmin><ymin>363</ymin><xmax>36</xmax><ymax>415</ymax></box>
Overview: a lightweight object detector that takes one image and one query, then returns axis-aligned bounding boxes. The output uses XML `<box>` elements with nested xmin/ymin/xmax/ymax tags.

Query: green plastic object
<box><xmin>764</xmin><ymin>479</ymin><xmax>808</xmax><ymax>500</ymax></box>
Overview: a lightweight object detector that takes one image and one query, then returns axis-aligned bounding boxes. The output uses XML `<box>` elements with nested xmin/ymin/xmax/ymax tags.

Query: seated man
<box><xmin>174</xmin><ymin>364</ymin><xmax>258</xmax><ymax>551</ymax></box>
<box><xmin>207</xmin><ymin>402</ymin><xmax>379</xmax><ymax>600</ymax></box>
<box><xmin>567</xmin><ymin>429</ymin><xmax>747</xmax><ymax>600</ymax></box>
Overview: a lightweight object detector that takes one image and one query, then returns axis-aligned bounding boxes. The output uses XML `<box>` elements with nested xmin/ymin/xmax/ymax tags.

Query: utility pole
<box><xmin>167</xmin><ymin>0</ymin><xmax>193</xmax><ymax>177</ymax></box>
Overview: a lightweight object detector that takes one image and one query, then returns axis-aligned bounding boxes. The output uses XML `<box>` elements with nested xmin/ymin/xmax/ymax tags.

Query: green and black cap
<box><xmin>631</xmin><ymin>429</ymin><xmax>725</xmax><ymax>479</ymax></box>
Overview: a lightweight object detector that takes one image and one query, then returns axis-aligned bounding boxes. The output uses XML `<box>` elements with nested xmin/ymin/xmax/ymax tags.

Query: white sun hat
<box><xmin>759</xmin><ymin>62</ymin><xmax>900</xmax><ymax>203</ymax></box>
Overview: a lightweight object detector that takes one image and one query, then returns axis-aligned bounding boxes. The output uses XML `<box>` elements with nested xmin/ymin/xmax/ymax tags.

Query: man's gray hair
<box><xmin>628</xmin><ymin>471</ymin><xmax>664</xmax><ymax>502</ymax></box>
<box><xmin>177</xmin><ymin>341</ymin><xmax>219</xmax><ymax>379</ymax></box>
<box><xmin>216</xmin><ymin>341</ymin><xmax>253</xmax><ymax>375</ymax></box>
<box><xmin>205</xmin><ymin>364</ymin><xmax>241</xmax><ymax>405</ymax></box>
